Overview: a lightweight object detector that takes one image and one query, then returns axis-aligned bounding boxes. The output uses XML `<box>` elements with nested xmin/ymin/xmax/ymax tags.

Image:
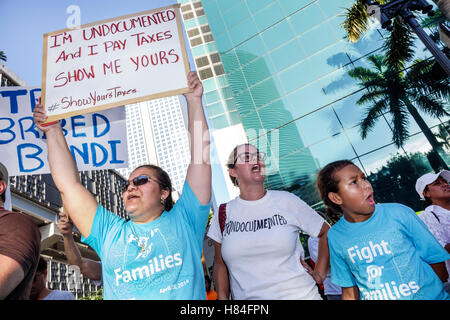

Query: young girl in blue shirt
<box><xmin>317</xmin><ymin>160</ymin><xmax>450</xmax><ymax>300</ymax></box>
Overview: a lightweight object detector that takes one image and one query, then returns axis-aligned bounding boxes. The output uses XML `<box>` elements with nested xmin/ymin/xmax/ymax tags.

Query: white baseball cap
<box><xmin>415</xmin><ymin>169</ymin><xmax>450</xmax><ymax>200</ymax></box>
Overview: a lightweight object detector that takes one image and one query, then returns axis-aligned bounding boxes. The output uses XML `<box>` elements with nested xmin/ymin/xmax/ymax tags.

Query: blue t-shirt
<box><xmin>328</xmin><ymin>203</ymin><xmax>450</xmax><ymax>300</ymax></box>
<box><xmin>82</xmin><ymin>181</ymin><xmax>211</xmax><ymax>300</ymax></box>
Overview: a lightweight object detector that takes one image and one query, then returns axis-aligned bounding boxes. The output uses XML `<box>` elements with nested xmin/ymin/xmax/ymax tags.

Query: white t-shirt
<box><xmin>207</xmin><ymin>190</ymin><xmax>325</xmax><ymax>300</ymax></box>
<box><xmin>419</xmin><ymin>205</ymin><xmax>450</xmax><ymax>277</ymax></box>
<box><xmin>307</xmin><ymin>236</ymin><xmax>342</xmax><ymax>296</ymax></box>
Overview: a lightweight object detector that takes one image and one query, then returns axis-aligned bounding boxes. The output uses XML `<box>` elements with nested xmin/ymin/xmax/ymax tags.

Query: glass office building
<box><xmin>118</xmin><ymin>96</ymin><xmax>191</xmax><ymax>196</ymax></box>
<box><xmin>181</xmin><ymin>0</ymin><xmax>449</xmax><ymax>211</ymax></box>
<box><xmin>179</xmin><ymin>0</ymin><xmax>250</xmax><ymax>207</ymax></box>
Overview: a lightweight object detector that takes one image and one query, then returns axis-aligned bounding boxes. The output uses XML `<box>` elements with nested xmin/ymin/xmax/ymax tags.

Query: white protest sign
<box><xmin>0</xmin><ymin>86</ymin><xmax>128</xmax><ymax>176</ymax></box>
<box><xmin>41</xmin><ymin>4</ymin><xmax>190</xmax><ymax>123</ymax></box>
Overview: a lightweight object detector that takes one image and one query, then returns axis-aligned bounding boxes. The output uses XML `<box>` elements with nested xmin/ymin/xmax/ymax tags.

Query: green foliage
<box><xmin>341</xmin><ymin>0</ymin><xmax>371</xmax><ymax>43</ymax></box>
<box><xmin>0</xmin><ymin>51</ymin><xmax>6</xmax><ymax>62</ymax></box>
<box><xmin>207</xmin><ymin>209</ymin><xmax>213</xmax><ymax>226</ymax></box>
<box><xmin>368</xmin><ymin>152</ymin><xmax>433</xmax><ymax>211</ymax></box>
<box><xmin>77</xmin><ymin>288</ymin><xmax>103</xmax><ymax>300</ymax></box>
<box><xmin>348</xmin><ymin>54</ymin><xmax>449</xmax><ymax>150</ymax></box>
<box><xmin>382</xmin><ymin>17</ymin><xmax>416</xmax><ymax>71</ymax></box>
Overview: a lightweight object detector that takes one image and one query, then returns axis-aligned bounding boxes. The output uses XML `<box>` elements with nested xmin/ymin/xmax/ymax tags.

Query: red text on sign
<box><xmin>130</xmin><ymin>49</ymin><xmax>179</xmax><ymax>71</ymax></box>
<box><xmin>53</xmin><ymin>66</ymin><xmax>96</xmax><ymax>88</ymax></box>
<box><xmin>130</xmin><ymin>30</ymin><xmax>172</xmax><ymax>46</ymax></box>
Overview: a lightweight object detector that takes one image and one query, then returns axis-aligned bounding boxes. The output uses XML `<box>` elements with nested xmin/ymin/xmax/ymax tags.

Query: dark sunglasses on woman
<box><xmin>122</xmin><ymin>175</ymin><xmax>159</xmax><ymax>193</ymax></box>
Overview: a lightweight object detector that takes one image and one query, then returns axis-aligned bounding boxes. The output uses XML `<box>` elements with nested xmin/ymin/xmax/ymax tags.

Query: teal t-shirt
<box><xmin>82</xmin><ymin>181</ymin><xmax>211</xmax><ymax>300</ymax></box>
<box><xmin>328</xmin><ymin>203</ymin><xmax>450</xmax><ymax>300</ymax></box>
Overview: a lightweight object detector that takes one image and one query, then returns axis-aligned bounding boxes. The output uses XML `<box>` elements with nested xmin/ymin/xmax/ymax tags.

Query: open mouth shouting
<box><xmin>127</xmin><ymin>193</ymin><xmax>140</xmax><ymax>201</ymax></box>
<box><xmin>251</xmin><ymin>164</ymin><xmax>266</xmax><ymax>176</ymax></box>
<box><xmin>366</xmin><ymin>193</ymin><xmax>375</xmax><ymax>206</ymax></box>
<box><xmin>251</xmin><ymin>164</ymin><xmax>261</xmax><ymax>172</ymax></box>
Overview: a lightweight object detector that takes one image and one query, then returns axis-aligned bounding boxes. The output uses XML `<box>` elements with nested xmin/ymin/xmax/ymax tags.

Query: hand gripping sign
<box><xmin>41</xmin><ymin>4</ymin><xmax>190</xmax><ymax>123</ymax></box>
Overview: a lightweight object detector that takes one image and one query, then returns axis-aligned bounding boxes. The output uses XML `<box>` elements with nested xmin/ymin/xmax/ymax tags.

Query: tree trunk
<box><xmin>402</xmin><ymin>97</ymin><xmax>449</xmax><ymax>170</ymax></box>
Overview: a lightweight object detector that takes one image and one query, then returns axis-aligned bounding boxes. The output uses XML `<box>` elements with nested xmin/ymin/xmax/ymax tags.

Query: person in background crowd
<box><xmin>57</xmin><ymin>210</ymin><xmax>102</xmax><ymax>283</ymax></box>
<box><xmin>208</xmin><ymin>143</ymin><xmax>330</xmax><ymax>300</ymax></box>
<box><xmin>30</xmin><ymin>257</ymin><xmax>75</xmax><ymax>300</ymax></box>
<box><xmin>0</xmin><ymin>162</ymin><xmax>41</xmax><ymax>300</ymax></box>
<box><xmin>317</xmin><ymin>160</ymin><xmax>450</xmax><ymax>300</ymax></box>
<box><xmin>205</xmin><ymin>275</ymin><xmax>217</xmax><ymax>300</ymax></box>
<box><xmin>33</xmin><ymin>72</ymin><xmax>212</xmax><ymax>300</ymax></box>
<box><xmin>416</xmin><ymin>169</ymin><xmax>450</xmax><ymax>294</ymax></box>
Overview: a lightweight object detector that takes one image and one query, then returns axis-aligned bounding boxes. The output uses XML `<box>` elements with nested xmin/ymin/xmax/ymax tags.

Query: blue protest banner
<box><xmin>0</xmin><ymin>86</ymin><xmax>128</xmax><ymax>176</ymax></box>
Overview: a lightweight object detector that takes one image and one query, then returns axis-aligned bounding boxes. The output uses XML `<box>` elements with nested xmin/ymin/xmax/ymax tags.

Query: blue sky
<box><xmin>0</xmin><ymin>0</ymin><xmax>188</xmax><ymax>86</ymax></box>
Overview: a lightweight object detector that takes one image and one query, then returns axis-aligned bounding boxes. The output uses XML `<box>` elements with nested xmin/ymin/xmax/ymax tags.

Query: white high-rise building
<box><xmin>118</xmin><ymin>96</ymin><xmax>191</xmax><ymax>196</ymax></box>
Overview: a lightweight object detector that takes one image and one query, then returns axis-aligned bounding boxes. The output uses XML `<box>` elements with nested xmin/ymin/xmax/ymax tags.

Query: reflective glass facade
<box><xmin>186</xmin><ymin>0</ymin><xmax>449</xmax><ymax>211</ymax></box>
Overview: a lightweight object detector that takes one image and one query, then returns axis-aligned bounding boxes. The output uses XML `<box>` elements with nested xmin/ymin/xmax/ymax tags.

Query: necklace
<box><xmin>129</xmin><ymin>223</ymin><xmax>149</xmax><ymax>253</ymax></box>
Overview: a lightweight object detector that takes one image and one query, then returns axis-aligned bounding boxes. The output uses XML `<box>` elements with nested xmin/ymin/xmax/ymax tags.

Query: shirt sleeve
<box><xmin>172</xmin><ymin>181</ymin><xmax>211</xmax><ymax>243</ymax></box>
<box><xmin>81</xmin><ymin>205</ymin><xmax>125</xmax><ymax>259</ymax></box>
<box><xmin>307</xmin><ymin>237</ymin><xmax>319</xmax><ymax>263</ymax></box>
<box><xmin>328</xmin><ymin>231</ymin><xmax>357</xmax><ymax>288</ymax></box>
<box><xmin>419</xmin><ymin>210</ymin><xmax>446</xmax><ymax>247</ymax></box>
<box><xmin>403</xmin><ymin>205</ymin><xmax>450</xmax><ymax>264</ymax></box>
<box><xmin>289</xmin><ymin>193</ymin><xmax>325</xmax><ymax>237</ymax></box>
<box><xmin>0</xmin><ymin>213</ymin><xmax>41</xmax><ymax>276</ymax></box>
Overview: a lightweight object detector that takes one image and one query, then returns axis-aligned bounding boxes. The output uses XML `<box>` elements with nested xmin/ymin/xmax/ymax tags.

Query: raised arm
<box><xmin>57</xmin><ymin>211</ymin><xmax>102</xmax><ymax>281</ymax></box>
<box><xmin>33</xmin><ymin>106</ymin><xmax>97</xmax><ymax>238</ymax></box>
<box><xmin>183</xmin><ymin>72</ymin><xmax>211</xmax><ymax>205</ymax></box>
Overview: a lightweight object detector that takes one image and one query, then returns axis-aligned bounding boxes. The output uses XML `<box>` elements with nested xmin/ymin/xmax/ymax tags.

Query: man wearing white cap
<box><xmin>0</xmin><ymin>162</ymin><xmax>41</xmax><ymax>299</ymax></box>
<box><xmin>416</xmin><ymin>169</ymin><xmax>450</xmax><ymax>294</ymax></box>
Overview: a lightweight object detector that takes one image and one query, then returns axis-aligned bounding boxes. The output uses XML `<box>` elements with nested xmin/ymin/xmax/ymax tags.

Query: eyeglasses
<box><xmin>233</xmin><ymin>151</ymin><xmax>266</xmax><ymax>165</ymax></box>
<box><xmin>122</xmin><ymin>175</ymin><xmax>159</xmax><ymax>193</ymax></box>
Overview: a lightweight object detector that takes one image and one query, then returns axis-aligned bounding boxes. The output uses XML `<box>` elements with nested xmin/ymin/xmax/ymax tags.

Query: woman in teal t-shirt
<box><xmin>33</xmin><ymin>72</ymin><xmax>212</xmax><ymax>299</ymax></box>
<box><xmin>316</xmin><ymin>160</ymin><xmax>449</xmax><ymax>300</ymax></box>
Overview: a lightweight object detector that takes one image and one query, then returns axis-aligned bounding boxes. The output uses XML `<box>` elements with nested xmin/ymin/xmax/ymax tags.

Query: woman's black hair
<box><xmin>316</xmin><ymin>160</ymin><xmax>355</xmax><ymax>223</ymax></box>
<box><xmin>422</xmin><ymin>186</ymin><xmax>433</xmax><ymax>209</ymax></box>
<box><xmin>134</xmin><ymin>164</ymin><xmax>174</xmax><ymax>211</ymax></box>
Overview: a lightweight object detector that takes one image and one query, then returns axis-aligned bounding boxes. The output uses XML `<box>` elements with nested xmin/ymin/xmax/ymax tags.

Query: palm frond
<box><xmin>341</xmin><ymin>0</ymin><xmax>390</xmax><ymax>43</ymax></box>
<box><xmin>406</xmin><ymin>59</ymin><xmax>450</xmax><ymax>100</ymax></box>
<box><xmin>341</xmin><ymin>1</ymin><xmax>370</xmax><ymax>43</ymax></box>
<box><xmin>382</xmin><ymin>17</ymin><xmax>416</xmax><ymax>70</ymax></box>
<box><xmin>358</xmin><ymin>90</ymin><xmax>388</xmax><ymax>106</ymax></box>
<box><xmin>348</xmin><ymin>66</ymin><xmax>382</xmax><ymax>82</ymax></box>
<box><xmin>366</xmin><ymin>54</ymin><xmax>387</xmax><ymax>73</ymax></box>
<box><xmin>0</xmin><ymin>51</ymin><xmax>6</xmax><ymax>62</ymax></box>
<box><xmin>389</xmin><ymin>100</ymin><xmax>410</xmax><ymax>147</ymax></box>
<box><xmin>359</xmin><ymin>98</ymin><xmax>389</xmax><ymax>139</ymax></box>
<box><xmin>414</xmin><ymin>95</ymin><xmax>450</xmax><ymax>118</ymax></box>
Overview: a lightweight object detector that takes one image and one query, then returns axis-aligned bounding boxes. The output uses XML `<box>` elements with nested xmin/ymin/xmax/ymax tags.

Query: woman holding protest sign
<box><xmin>207</xmin><ymin>143</ymin><xmax>330</xmax><ymax>300</ymax></box>
<box><xmin>33</xmin><ymin>71</ymin><xmax>212</xmax><ymax>300</ymax></box>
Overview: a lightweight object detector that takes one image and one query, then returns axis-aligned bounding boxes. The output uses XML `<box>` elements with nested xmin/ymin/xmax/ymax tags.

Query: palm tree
<box><xmin>435</xmin><ymin>120</ymin><xmax>450</xmax><ymax>150</ymax></box>
<box><xmin>342</xmin><ymin>0</ymin><xmax>443</xmax><ymax>40</ymax></box>
<box><xmin>0</xmin><ymin>51</ymin><xmax>6</xmax><ymax>62</ymax></box>
<box><xmin>348</xmin><ymin>54</ymin><xmax>449</xmax><ymax>170</ymax></box>
<box><xmin>342</xmin><ymin>0</ymin><xmax>444</xmax><ymax>69</ymax></box>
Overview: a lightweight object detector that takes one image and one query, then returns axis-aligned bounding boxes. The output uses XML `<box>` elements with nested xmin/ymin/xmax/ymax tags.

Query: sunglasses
<box><xmin>122</xmin><ymin>175</ymin><xmax>159</xmax><ymax>193</ymax></box>
<box><xmin>233</xmin><ymin>151</ymin><xmax>266</xmax><ymax>165</ymax></box>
